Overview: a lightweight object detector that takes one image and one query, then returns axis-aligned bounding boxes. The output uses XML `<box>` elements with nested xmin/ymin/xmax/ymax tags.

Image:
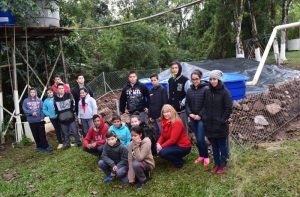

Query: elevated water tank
<box><xmin>0</xmin><ymin>11</ymin><xmax>15</xmax><ymax>26</ymax></box>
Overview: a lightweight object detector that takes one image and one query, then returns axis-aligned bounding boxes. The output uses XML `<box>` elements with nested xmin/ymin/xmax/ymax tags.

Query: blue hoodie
<box><xmin>109</xmin><ymin>123</ymin><xmax>131</xmax><ymax>146</ymax></box>
<box><xmin>42</xmin><ymin>97</ymin><xmax>57</xmax><ymax>119</ymax></box>
<box><xmin>22</xmin><ymin>94</ymin><xmax>44</xmax><ymax>123</ymax></box>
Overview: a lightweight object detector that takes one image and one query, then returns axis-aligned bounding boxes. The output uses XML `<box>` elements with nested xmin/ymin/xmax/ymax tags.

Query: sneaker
<box><xmin>210</xmin><ymin>165</ymin><xmax>219</xmax><ymax>174</ymax></box>
<box><xmin>64</xmin><ymin>144</ymin><xmax>71</xmax><ymax>149</ymax></box>
<box><xmin>203</xmin><ymin>158</ymin><xmax>210</xmax><ymax>167</ymax></box>
<box><xmin>217</xmin><ymin>166</ymin><xmax>227</xmax><ymax>174</ymax></box>
<box><xmin>103</xmin><ymin>176</ymin><xmax>114</xmax><ymax>183</ymax></box>
<box><xmin>194</xmin><ymin>157</ymin><xmax>204</xmax><ymax>164</ymax></box>
<box><xmin>137</xmin><ymin>182</ymin><xmax>145</xmax><ymax>189</ymax></box>
<box><xmin>35</xmin><ymin>147</ymin><xmax>44</xmax><ymax>152</ymax></box>
<box><xmin>70</xmin><ymin>143</ymin><xmax>75</xmax><ymax>147</ymax></box>
<box><xmin>57</xmin><ymin>144</ymin><xmax>64</xmax><ymax>149</ymax></box>
<box><xmin>43</xmin><ymin>147</ymin><xmax>53</xmax><ymax>152</ymax></box>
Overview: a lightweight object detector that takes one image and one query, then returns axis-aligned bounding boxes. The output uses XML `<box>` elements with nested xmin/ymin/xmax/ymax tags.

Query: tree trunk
<box><xmin>235</xmin><ymin>0</ymin><xmax>245</xmax><ymax>58</ymax></box>
<box><xmin>248</xmin><ymin>0</ymin><xmax>261</xmax><ymax>61</ymax></box>
<box><xmin>271</xmin><ymin>0</ymin><xmax>279</xmax><ymax>63</ymax></box>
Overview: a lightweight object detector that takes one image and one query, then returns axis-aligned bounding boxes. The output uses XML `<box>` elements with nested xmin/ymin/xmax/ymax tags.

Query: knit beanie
<box><xmin>209</xmin><ymin>70</ymin><xmax>223</xmax><ymax>80</ymax></box>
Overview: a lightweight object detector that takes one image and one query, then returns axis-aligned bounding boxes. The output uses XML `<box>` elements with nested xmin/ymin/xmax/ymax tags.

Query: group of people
<box><xmin>22</xmin><ymin>61</ymin><xmax>233</xmax><ymax>189</ymax></box>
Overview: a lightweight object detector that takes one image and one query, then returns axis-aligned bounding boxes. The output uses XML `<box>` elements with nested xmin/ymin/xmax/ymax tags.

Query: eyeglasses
<box><xmin>209</xmin><ymin>78</ymin><xmax>217</xmax><ymax>81</ymax></box>
<box><xmin>191</xmin><ymin>78</ymin><xmax>200</xmax><ymax>81</ymax></box>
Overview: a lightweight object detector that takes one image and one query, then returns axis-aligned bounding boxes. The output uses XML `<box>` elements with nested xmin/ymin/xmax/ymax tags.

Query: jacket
<box><xmin>185</xmin><ymin>81</ymin><xmax>208</xmax><ymax>116</ymax></box>
<box><xmin>54</xmin><ymin>93</ymin><xmax>75</xmax><ymax>123</ymax></box>
<box><xmin>149</xmin><ymin>85</ymin><xmax>168</xmax><ymax>119</ymax></box>
<box><xmin>119</xmin><ymin>81</ymin><xmax>150</xmax><ymax>114</ymax></box>
<box><xmin>71</xmin><ymin>84</ymin><xmax>94</xmax><ymax>114</ymax></box>
<box><xmin>42</xmin><ymin>97</ymin><xmax>57</xmax><ymax>119</ymax></box>
<box><xmin>109</xmin><ymin>123</ymin><xmax>131</xmax><ymax>146</ymax></box>
<box><xmin>78</xmin><ymin>95</ymin><xmax>98</xmax><ymax>119</ymax></box>
<box><xmin>101</xmin><ymin>140</ymin><xmax>128</xmax><ymax>169</ymax></box>
<box><xmin>128</xmin><ymin>137</ymin><xmax>155</xmax><ymax>183</ymax></box>
<box><xmin>22</xmin><ymin>95</ymin><xmax>44</xmax><ymax>123</ymax></box>
<box><xmin>51</xmin><ymin>83</ymin><xmax>70</xmax><ymax>94</ymax></box>
<box><xmin>83</xmin><ymin>115</ymin><xmax>108</xmax><ymax>148</ymax></box>
<box><xmin>168</xmin><ymin>75</ymin><xmax>190</xmax><ymax>112</ymax></box>
<box><xmin>157</xmin><ymin>119</ymin><xmax>191</xmax><ymax>148</ymax></box>
<box><xmin>200</xmin><ymin>81</ymin><xmax>233</xmax><ymax>138</ymax></box>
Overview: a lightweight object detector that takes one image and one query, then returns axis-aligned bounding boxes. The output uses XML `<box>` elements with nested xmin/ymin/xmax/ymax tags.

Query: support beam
<box><xmin>59</xmin><ymin>37</ymin><xmax>68</xmax><ymax>84</ymax></box>
<box><xmin>0</xmin><ymin>69</ymin><xmax>3</xmax><ymax>136</ymax></box>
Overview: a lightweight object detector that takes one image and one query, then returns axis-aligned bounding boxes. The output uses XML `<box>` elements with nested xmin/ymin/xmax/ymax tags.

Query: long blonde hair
<box><xmin>160</xmin><ymin>104</ymin><xmax>180</xmax><ymax>124</ymax></box>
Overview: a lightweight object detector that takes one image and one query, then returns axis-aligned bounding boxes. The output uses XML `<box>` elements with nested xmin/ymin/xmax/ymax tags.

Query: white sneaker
<box><xmin>57</xmin><ymin>144</ymin><xmax>64</xmax><ymax>149</ymax></box>
<box><xmin>70</xmin><ymin>143</ymin><xmax>75</xmax><ymax>147</ymax></box>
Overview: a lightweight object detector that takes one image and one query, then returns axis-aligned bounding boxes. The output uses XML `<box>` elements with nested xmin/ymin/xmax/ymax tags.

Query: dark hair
<box><xmin>191</xmin><ymin>69</ymin><xmax>203</xmax><ymax>79</ymax></box>
<box><xmin>77</xmin><ymin>74</ymin><xmax>84</xmax><ymax>79</ymax></box>
<box><xmin>56</xmin><ymin>83</ymin><xmax>64</xmax><ymax>88</ymax></box>
<box><xmin>111</xmin><ymin>115</ymin><xmax>121</xmax><ymax>122</ymax></box>
<box><xmin>130</xmin><ymin>114</ymin><xmax>141</xmax><ymax>122</ymax></box>
<box><xmin>106</xmin><ymin>130</ymin><xmax>117</xmax><ymax>138</ymax></box>
<box><xmin>29</xmin><ymin>87</ymin><xmax>36</xmax><ymax>92</ymax></box>
<box><xmin>93</xmin><ymin>114</ymin><xmax>100</xmax><ymax>121</ymax></box>
<box><xmin>171</xmin><ymin>61</ymin><xmax>181</xmax><ymax>67</ymax></box>
<box><xmin>130</xmin><ymin>126</ymin><xmax>145</xmax><ymax>139</ymax></box>
<box><xmin>79</xmin><ymin>87</ymin><xmax>88</xmax><ymax>93</ymax></box>
<box><xmin>150</xmin><ymin>73</ymin><xmax>158</xmax><ymax>80</ymax></box>
<box><xmin>54</xmin><ymin>74</ymin><xmax>61</xmax><ymax>79</ymax></box>
<box><xmin>46</xmin><ymin>87</ymin><xmax>54</xmax><ymax>93</ymax></box>
<box><xmin>128</xmin><ymin>70</ymin><xmax>137</xmax><ymax>77</ymax></box>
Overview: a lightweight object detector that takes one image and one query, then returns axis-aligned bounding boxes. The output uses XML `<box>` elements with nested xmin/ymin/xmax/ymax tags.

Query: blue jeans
<box><xmin>209</xmin><ymin>137</ymin><xmax>229</xmax><ymax>167</ymax></box>
<box><xmin>81</xmin><ymin>118</ymin><xmax>93</xmax><ymax>137</ymax></box>
<box><xmin>159</xmin><ymin>146</ymin><xmax>191</xmax><ymax>168</ymax></box>
<box><xmin>191</xmin><ymin>120</ymin><xmax>208</xmax><ymax>158</ymax></box>
<box><xmin>60</xmin><ymin>121</ymin><xmax>81</xmax><ymax>146</ymax></box>
<box><xmin>98</xmin><ymin>160</ymin><xmax>129</xmax><ymax>183</ymax></box>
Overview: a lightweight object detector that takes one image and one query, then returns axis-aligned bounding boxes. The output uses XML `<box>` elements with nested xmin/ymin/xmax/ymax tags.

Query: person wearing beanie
<box><xmin>22</xmin><ymin>88</ymin><xmax>53</xmax><ymax>152</ymax></box>
<box><xmin>200</xmin><ymin>70</ymin><xmax>232</xmax><ymax>174</ymax></box>
<box><xmin>168</xmin><ymin>62</ymin><xmax>191</xmax><ymax>132</ymax></box>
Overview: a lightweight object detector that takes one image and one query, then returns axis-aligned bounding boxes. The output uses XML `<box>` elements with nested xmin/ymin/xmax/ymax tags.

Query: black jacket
<box><xmin>54</xmin><ymin>93</ymin><xmax>75</xmax><ymax>123</ymax></box>
<box><xmin>101</xmin><ymin>140</ymin><xmax>128</xmax><ymax>169</ymax></box>
<box><xmin>200</xmin><ymin>81</ymin><xmax>232</xmax><ymax>138</ymax></box>
<box><xmin>71</xmin><ymin>84</ymin><xmax>94</xmax><ymax>115</ymax></box>
<box><xmin>149</xmin><ymin>85</ymin><xmax>168</xmax><ymax>119</ymax></box>
<box><xmin>185</xmin><ymin>81</ymin><xmax>208</xmax><ymax>116</ymax></box>
<box><xmin>119</xmin><ymin>81</ymin><xmax>150</xmax><ymax>114</ymax></box>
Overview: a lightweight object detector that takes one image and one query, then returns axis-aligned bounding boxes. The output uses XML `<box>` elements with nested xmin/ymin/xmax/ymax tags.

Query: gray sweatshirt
<box><xmin>78</xmin><ymin>94</ymin><xmax>98</xmax><ymax>119</ymax></box>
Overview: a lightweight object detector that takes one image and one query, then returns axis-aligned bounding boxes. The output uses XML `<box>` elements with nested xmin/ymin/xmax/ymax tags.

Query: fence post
<box><xmin>115</xmin><ymin>99</ymin><xmax>120</xmax><ymax>116</ymax></box>
<box><xmin>103</xmin><ymin>72</ymin><xmax>107</xmax><ymax>94</ymax></box>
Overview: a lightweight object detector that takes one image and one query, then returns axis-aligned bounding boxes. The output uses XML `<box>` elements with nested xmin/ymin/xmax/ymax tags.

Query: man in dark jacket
<box><xmin>71</xmin><ymin>74</ymin><xmax>94</xmax><ymax>115</ymax></box>
<box><xmin>148</xmin><ymin>74</ymin><xmax>168</xmax><ymax>139</ymax></box>
<box><xmin>119</xmin><ymin>71</ymin><xmax>150</xmax><ymax>123</ymax></box>
<box><xmin>168</xmin><ymin>62</ymin><xmax>191</xmax><ymax>131</ymax></box>
<box><xmin>54</xmin><ymin>83</ymin><xmax>82</xmax><ymax>148</ymax></box>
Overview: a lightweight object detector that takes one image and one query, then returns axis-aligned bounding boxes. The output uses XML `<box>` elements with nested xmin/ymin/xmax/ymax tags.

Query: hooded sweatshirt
<box><xmin>128</xmin><ymin>137</ymin><xmax>155</xmax><ymax>183</ymax></box>
<box><xmin>22</xmin><ymin>91</ymin><xmax>44</xmax><ymax>123</ymax></box>
<box><xmin>78</xmin><ymin>94</ymin><xmax>98</xmax><ymax>119</ymax></box>
<box><xmin>83</xmin><ymin>115</ymin><xmax>108</xmax><ymax>148</ymax></box>
<box><xmin>101</xmin><ymin>140</ymin><xmax>128</xmax><ymax>169</ymax></box>
<box><xmin>42</xmin><ymin>96</ymin><xmax>57</xmax><ymax>119</ymax></box>
<box><xmin>109</xmin><ymin>123</ymin><xmax>131</xmax><ymax>146</ymax></box>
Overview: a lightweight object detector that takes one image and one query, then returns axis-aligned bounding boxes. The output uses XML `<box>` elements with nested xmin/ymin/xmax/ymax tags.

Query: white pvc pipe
<box><xmin>247</xmin><ymin>21</ymin><xmax>300</xmax><ymax>86</ymax></box>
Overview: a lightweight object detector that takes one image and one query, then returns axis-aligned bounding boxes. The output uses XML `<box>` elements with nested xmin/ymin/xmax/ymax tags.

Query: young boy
<box><xmin>109</xmin><ymin>115</ymin><xmax>131</xmax><ymax>146</ymax></box>
<box><xmin>98</xmin><ymin>131</ymin><xmax>129</xmax><ymax>183</ymax></box>
<box><xmin>83</xmin><ymin>114</ymin><xmax>108</xmax><ymax>157</ymax></box>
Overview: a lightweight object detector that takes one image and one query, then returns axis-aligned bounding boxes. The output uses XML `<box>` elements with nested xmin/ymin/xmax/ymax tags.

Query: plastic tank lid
<box><xmin>203</xmin><ymin>73</ymin><xmax>249</xmax><ymax>83</ymax></box>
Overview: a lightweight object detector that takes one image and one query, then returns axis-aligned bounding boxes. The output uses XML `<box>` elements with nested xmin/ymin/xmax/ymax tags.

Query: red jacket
<box><xmin>83</xmin><ymin>115</ymin><xmax>108</xmax><ymax>148</ymax></box>
<box><xmin>52</xmin><ymin>83</ymin><xmax>71</xmax><ymax>94</ymax></box>
<box><xmin>157</xmin><ymin>118</ymin><xmax>191</xmax><ymax>148</ymax></box>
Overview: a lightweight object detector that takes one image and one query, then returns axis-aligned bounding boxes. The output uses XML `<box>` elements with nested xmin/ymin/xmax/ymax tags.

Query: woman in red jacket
<box><xmin>156</xmin><ymin>104</ymin><xmax>192</xmax><ymax>169</ymax></box>
<box><xmin>83</xmin><ymin>114</ymin><xmax>108</xmax><ymax>157</ymax></box>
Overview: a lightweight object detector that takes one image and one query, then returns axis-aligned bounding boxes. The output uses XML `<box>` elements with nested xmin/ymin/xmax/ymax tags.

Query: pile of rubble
<box><xmin>230</xmin><ymin>78</ymin><xmax>300</xmax><ymax>144</ymax></box>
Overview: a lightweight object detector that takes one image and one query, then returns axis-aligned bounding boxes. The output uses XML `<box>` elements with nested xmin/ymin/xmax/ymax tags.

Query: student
<box><xmin>185</xmin><ymin>70</ymin><xmax>210</xmax><ymax>167</ymax></box>
<box><xmin>119</xmin><ymin>70</ymin><xmax>150</xmax><ymax>123</ymax></box>
<box><xmin>98</xmin><ymin>131</ymin><xmax>129</xmax><ymax>183</ymax></box>
<box><xmin>22</xmin><ymin>88</ymin><xmax>52</xmax><ymax>152</ymax></box>
<box><xmin>51</xmin><ymin>75</ymin><xmax>70</xmax><ymax>94</ymax></box>
<box><xmin>71</xmin><ymin>74</ymin><xmax>94</xmax><ymax>115</ymax></box>
<box><xmin>130</xmin><ymin>114</ymin><xmax>156</xmax><ymax>155</ymax></box>
<box><xmin>156</xmin><ymin>104</ymin><xmax>191</xmax><ymax>169</ymax></box>
<box><xmin>128</xmin><ymin>126</ymin><xmax>155</xmax><ymax>189</ymax></box>
<box><xmin>148</xmin><ymin>73</ymin><xmax>168</xmax><ymax>139</ymax></box>
<box><xmin>83</xmin><ymin>114</ymin><xmax>108</xmax><ymax>157</ymax></box>
<box><xmin>200</xmin><ymin>70</ymin><xmax>232</xmax><ymax>174</ymax></box>
<box><xmin>54</xmin><ymin>83</ymin><xmax>82</xmax><ymax>148</ymax></box>
<box><xmin>78</xmin><ymin>88</ymin><xmax>98</xmax><ymax>136</ymax></box>
<box><xmin>109</xmin><ymin>115</ymin><xmax>131</xmax><ymax>146</ymax></box>
<box><xmin>42</xmin><ymin>87</ymin><xmax>64</xmax><ymax>149</ymax></box>
<box><xmin>168</xmin><ymin>62</ymin><xmax>191</xmax><ymax>131</ymax></box>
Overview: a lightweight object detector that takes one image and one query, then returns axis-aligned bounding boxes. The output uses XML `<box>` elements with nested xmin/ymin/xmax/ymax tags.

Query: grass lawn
<box><xmin>0</xmin><ymin>139</ymin><xmax>299</xmax><ymax>197</ymax></box>
<box><xmin>267</xmin><ymin>51</ymin><xmax>300</xmax><ymax>70</ymax></box>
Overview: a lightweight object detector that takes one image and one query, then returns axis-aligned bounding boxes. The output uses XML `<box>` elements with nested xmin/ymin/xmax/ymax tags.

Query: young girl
<box><xmin>98</xmin><ymin>131</ymin><xmax>129</xmax><ymax>183</ymax></box>
<box><xmin>78</xmin><ymin>88</ymin><xmax>98</xmax><ymax>136</ymax></box>
<box><xmin>109</xmin><ymin>115</ymin><xmax>131</xmax><ymax>146</ymax></box>
<box><xmin>128</xmin><ymin>126</ymin><xmax>155</xmax><ymax>189</ymax></box>
<box><xmin>130</xmin><ymin>114</ymin><xmax>157</xmax><ymax>155</ymax></box>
